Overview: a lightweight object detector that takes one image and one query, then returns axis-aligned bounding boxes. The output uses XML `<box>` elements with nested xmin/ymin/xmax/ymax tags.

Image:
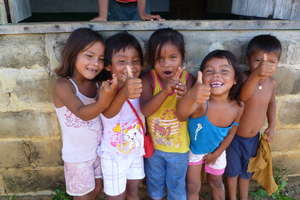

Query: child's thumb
<box><xmin>197</xmin><ymin>71</ymin><xmax>203</xmax><ymax>84</ymax></box>
<box><xmin>126</xmin><ymin>65</ymin><xmax>133</xmax><ymax>79</ymax></box>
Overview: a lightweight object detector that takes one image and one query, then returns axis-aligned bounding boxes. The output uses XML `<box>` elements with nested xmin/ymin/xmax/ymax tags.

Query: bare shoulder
<box><xmin>53</xmin><ymin>78</ymin><xmax>75</xmax><ymax>106</ymax></box>
<box><xmin>270</xmin><ymin>77</ymin><xmax>277</xmax><ymax>88</ymax></box>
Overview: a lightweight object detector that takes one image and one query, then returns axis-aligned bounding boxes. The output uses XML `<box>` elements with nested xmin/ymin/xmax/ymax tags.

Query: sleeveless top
<box><xmin>188</xmin><ymin>102</ymin><xmax>239</xmax><ymax>154</ymax></box>
<box><xmin>99</xmin><ymin>98</ymin><xmax>145</xmax><ymax>160</ymax></box>
<box><xmin>146</xmin><ymin>70</ymin><xmax>190</xmax><ymax>153</ymax></box>
<box><xmin>55</xmin><ymin>79</ymin><xmax>102</xmax><ymax>163</ymax></box>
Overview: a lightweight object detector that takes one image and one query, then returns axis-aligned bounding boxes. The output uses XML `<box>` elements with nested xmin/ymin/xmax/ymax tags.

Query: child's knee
<box><xmin>188</xmin><ymin>181</ymin><xmax>201</xmax><ymax>194</ymax></box>
<box><xmin>208</xmin><ymin>175</ymin><xmax>224</xmax><ymax>189</ymax></box>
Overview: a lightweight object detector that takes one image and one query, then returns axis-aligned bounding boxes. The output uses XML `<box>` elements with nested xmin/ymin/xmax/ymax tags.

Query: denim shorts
<box><xmin>144</xmin><ymin>150</ymin><xmax>188</xmax><ymax>200</ymax></box>
<box><xmin>108</xmin><ymin>0</ymin><xmax>140</xmax><ymax>21</ymax></box>
<box><xmin>225</xmin><ymin>133</ymin><xmax>260</xmax><ymax>179</ymax></box>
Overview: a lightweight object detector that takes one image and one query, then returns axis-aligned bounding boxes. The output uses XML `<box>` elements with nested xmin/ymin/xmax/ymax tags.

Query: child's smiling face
<box><xmin>74</xmin><ymin>41</ymin><xmax>105</xmax><ymax>80</ymax></box>
<box><xmin>154</xmin><ymin>42</ymin><xmax>183</xmax><ymax>81</ymax></box>
<box><xmin>107</xmin><ymin>46</ymin><xmax>142</xmax><ymax>84</ymax></box>
<box><xmin>202</xmin><ymin>57</ymin><xmax>236</xmax><ymax>97</ymax></box>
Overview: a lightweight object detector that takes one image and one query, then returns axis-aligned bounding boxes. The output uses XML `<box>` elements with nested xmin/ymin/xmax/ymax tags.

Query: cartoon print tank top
<box><xmin>146</xmin><ymin>70</ymin><xmax>190</xmax><ymax>153</ymax></box>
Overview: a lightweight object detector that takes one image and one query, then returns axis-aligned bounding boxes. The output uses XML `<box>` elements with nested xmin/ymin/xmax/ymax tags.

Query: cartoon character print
<box><xmin>110</xmin><ymin>120</ymin><xmax>143</xmax><ymax>154</ymax></box>
<box><xmin>63</xmin><ymin>109</ymin><xmax>101</xmax><ymax>133</ymax></box>
<box><xmin>150</xmin><ymin>109</ymin><xmax>182</xmax><ymax>148</ymax></box>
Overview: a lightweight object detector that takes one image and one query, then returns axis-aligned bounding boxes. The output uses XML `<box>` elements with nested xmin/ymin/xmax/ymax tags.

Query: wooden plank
<box><xmin>273</xmin><ymin>0</ymin><xmax>293</xmax><ymax>19</ymax></box>
<box><xmin>0</xmin><ymin>0</ymin><xmax>8</xmax><ymax>24</ymax></box>
<box><xmin>8</xmin><ymin>0</ymin><xmax>31</xmax><ymax>23</ymax></box>
<box><xmin>232</xmin><ymin>0</ymin><xmax>274</xmax><ymax>18</ymax></box>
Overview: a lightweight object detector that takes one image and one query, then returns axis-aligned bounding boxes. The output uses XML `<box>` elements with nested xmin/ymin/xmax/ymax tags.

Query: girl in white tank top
<box><xmin>53</xmin><ymin>28</ymin><xmax>118</xmax><ymax>199</ymax></box>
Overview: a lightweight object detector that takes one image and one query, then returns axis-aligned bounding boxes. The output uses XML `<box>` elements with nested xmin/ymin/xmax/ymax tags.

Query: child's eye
<box><xmin>85</xmin><ymin>54</ymin><xmax>93</xmax><ymax>58</ymax></box>
<box><xmin>133</xmin><ymin>60</ymin><xmax>141</xmax><ymax>65</ymax></box>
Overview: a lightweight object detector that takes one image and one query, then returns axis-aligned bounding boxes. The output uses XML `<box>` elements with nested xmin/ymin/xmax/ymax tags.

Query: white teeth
<box><xmin>210</xmin><ymin>81</ymin><xmax>224</xmax><ymax>88</ymax></box>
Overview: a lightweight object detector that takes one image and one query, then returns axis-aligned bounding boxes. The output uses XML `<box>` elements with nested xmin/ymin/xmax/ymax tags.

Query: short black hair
<box><xmin>246</xmin><ymin>34</ymin><xmax>282</xmax><ymax>60</ymax></box>
<box><xmin>200</xmin><ymin>50</ymin><xmax>243</xmax><ymax>103</ymax></box>
<box><xmin>147</xmin><ymin>28</ymin><xmax>185</xmax><ymax>68</ymax></box>
<box><xmin>104</xmin><ymin>32</ymin><xmax>143</xmax><ymax>67</ymax></box>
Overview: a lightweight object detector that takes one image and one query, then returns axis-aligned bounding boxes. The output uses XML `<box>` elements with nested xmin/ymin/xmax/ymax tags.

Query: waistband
<box><xmin>115</xmin><ymin>1</ymin><xmax>137</xmax><ymax>7</ymax></box>
<box><xmin>235</xmin><ymin>132</ymin><xmax>260</xmax><ymax>140</ymax></box>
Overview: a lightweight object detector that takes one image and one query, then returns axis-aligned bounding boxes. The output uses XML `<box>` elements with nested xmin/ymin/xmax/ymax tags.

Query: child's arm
<box><xmin>140</xmin><ymin>73</ymin><xmax>170</xmax><ymax>117</ymax></box>
<box><xmin>137</xmin><ymin>0</ymin><xmax>162</xmax><ymax>21</ymax></box>
<box><xmin>176</xmin><ymin>71</ymin><xmax>210</xmax><ymax>121</ymax></box>
<box><xmin>240</xmin><ymin>54</ymin><xmax>276</xmax><ymax>102</ymax></box>
<box><xmin>91</xmin><ymin>0</ymin><xmax>108</xmax><ymax>21</ymax></box>
<box><xmin>264</xmin><ymin>79</ymin><xmax>277</xmax><ymax>142</ymax></box>
<box><xmin>54</xmin><ymin>77</ymin><xmax>117</xmax><ymax>121</ymax></box>
<box><xmin>103</xmin><ymin>76</ymin><xmax>142</xmax><ymax>118</ymax></box>
<box><xmin>204</xmin><ymin>103</ymin><xmax>244</xmax><ymax>164</ymax></box>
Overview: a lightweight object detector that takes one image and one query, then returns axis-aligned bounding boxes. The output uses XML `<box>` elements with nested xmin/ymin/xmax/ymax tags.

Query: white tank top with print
<box><xmin>55</xmin><ymin>79</ymin><xmax>102</xmax><ymax>163</ymax></box>
<box><xmin>98</xmin><ymin>98</ymin><xmax>145</xmax><ymax>160</ymax></box>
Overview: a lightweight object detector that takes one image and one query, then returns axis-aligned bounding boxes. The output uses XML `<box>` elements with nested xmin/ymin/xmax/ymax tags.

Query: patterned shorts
<box><xmin>188</xmin><ymin>151</ymin><xmax>226</xmax><ymax>175</ymax></box>
<box><xmin>101</xmin><ymin>154</ymin><xmax>145</xmax><ymax>196</ymax></box>
<box><xmin>64</xmin><ymin>157</ymin><xmax>102</xmax><ymax>196</ymax></box>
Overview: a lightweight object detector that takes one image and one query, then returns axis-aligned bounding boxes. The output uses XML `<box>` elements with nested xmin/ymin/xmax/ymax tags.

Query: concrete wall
<box><xmin>0</xmin><ymin>20</ymin><xmax>300</xmax><ymax>198</ymax></box>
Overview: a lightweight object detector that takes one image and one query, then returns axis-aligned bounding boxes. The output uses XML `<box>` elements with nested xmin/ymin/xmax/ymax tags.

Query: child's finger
<box><xmin>197</xmin><ymin>71</ymin><xmax>203</xmax><ymax>84</ymax></box>
<box><xmin>111</xmin><ymin>73</ymin><xmax>118</xmax><ymax>88</ymax></box>
<box><xmin>126</xmin><ymin>65</ymin><xmax>133</xmax><ymax>79</ymax></box>
<box><xmin>174</xmin><ymin>66</ymin><xmax>183</xmax><ymax>80</ymax></box>
<box><xmin>263</xmin><ymin>53</ymin><xmax>267</xmax><ymax>62</ymax></box>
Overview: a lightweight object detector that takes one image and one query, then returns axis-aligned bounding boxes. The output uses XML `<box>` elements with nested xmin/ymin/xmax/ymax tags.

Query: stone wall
<box><xmin>0</xmin><ymin>20</ymin><xmax>300</xmax><ymax>198</ymax></box>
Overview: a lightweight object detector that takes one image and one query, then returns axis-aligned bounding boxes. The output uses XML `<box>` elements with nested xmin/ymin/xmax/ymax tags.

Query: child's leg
<box><xmin>165</xmin><ymin>151</ymin><xmax>189</xmax><ymax>200</ymax></box>
<box><xmin>207</xmin><ymin>174</ymin><xmax>225</xmax><ymax>200</ymax></box>
<box><xmin>226</xmin><ymin>176</ymin><xmax>238</xmax><ymax>200</ymax></box>
<box><xmin>239</xmin><ymin>177</ymin><xmax>250</xmax><ymax>200</ymax></box>
<box><xmin>145</xmin><ymin>150</ymin><xmax>167</xmax><ymax>200</ymax></box>
<box><xmin>126</xmin><ymin>180</ymin><xmax>141</xmax><ymax>200</ymax></box>
<box><xmin>187</xmin><ymin>164</ymin><xmax>202</xmax><ymax>200</ymax></box>
<box><xmin>90</xmin><ymin>178</ymin><xmax>102</xmax><ymax>200</ymax></box>
<box><xmin>64</xmin><ymin>158</ymin><xmax>101</xmax><ymax>200</ymax></box>
<box><xmin>125</xmin><ymin>156</ymin><xmax>144</xmax><ymax>200</ymax></box>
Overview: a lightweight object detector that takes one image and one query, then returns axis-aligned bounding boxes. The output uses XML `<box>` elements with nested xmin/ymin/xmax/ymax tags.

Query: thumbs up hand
<box><xmin>192</xmin><ymin>71</ymin><xmax>211</xmax><ymax>104</ymax></box>
<box><xmin>124</xmin><ymin>65</ymin><xmax>142</xmax><ymax>99</ymax></box>
<box><xmin>255</xmin><ymin>53</ymin><xmax>277</xmax><ymax>78</ymax></box>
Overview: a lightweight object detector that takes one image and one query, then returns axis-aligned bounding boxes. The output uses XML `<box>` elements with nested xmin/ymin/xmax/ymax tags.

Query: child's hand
<box><xmin>264</xmin><ymin>126</ymin><xmax>275</xmax><ymax>142</ymax></box>
<box><xmin>162</xmin><ymin>67</ymin><xmax>183</xmax><ymax>95</ymax></box>
<box><xmin>100</xmin><ymin>74</ymin><xmax>118</xmax><ymax>95</ymax></box>
<box><xmin>203</xmin><ymin>153</ymin><xmax>217</xmax><ymax>165</ymax></box>
<box><xmin>192</xmin><ymin>71</ymin><xmax>211</xmax><ymax>104</ymax></box>
<box><xmin>256</xmin><ymin>54</ymin><xmax>277</xmax><ymax>78</ymax></box>
<box><xmin>124</xmin><ymin>65</ymin><xmax>142</xmax><ymax>99</ymax></box>
<box><xmin>174</xmin><ymin>67</ymin><xmax>187</xmax><ymax>98</ymax></box>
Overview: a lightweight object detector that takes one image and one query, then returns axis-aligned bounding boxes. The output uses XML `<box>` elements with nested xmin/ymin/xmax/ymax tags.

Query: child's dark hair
<box><xmin>246</xmin><ymin>34</ymin><xmax>282</xmax><ymax>59</ymax></box>
<box><xmin>104</xmin><ymin>32</ymin><xmax>143</xmax><ymax>67</ymax></box>
<box><xmin>200</xmin><ymin>50</ymin><xmax>242</xmax><ymax>103</ymax></box>
<box><xmin>55</xmin><ymin>28</ymin><xmax>105</xmax><ymax>81</ymax></box>
<box><xmin>147</xmin><ymin>28</ymin><xmax>185</xmax><ymax>67</ymax></box>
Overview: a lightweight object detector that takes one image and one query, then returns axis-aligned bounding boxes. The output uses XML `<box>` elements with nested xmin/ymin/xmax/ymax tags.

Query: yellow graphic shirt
<box><xmin>146</xmin><ymin>70</ymin><xmax>190</xmax><ymax>153</ymax></box>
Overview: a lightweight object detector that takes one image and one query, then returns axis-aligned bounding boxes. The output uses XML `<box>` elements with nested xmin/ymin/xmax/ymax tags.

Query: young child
<box><xmin>97</xmin><ymin>32</ymin><xmax>144</xmax><ymax>200</ymax></box>
<box><xmin>53</xmin><ymin>28</ymin><xmax>117</xmax><ymax>200</ymax></box>
<box><xmin>141</xmin><ymin>28</ymin><xmax>193</xmax><ymax>200</ymax></box>
<box><xmin>177</xmin><ymin>50</ymin><xmax>244</xmax><ymax>200</ymax></box>
<box><xmin>225</xmin><ymin>35</ymin><xmax>281</xmax><ymax>200</ymax></box>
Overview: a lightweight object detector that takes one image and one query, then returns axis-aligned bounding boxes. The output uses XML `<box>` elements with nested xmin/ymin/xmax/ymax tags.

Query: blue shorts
<box><xmin>144</xmin><ymin>150</ymin><xmax>188</xmax><ymax>200</ymax></box>
<box><xmin>225</xmin><ymin>133</ymin><xmax>260</xmax><ymax>179</ymax></box>
<box><xmin>108</xmin><ymin>0</ymin><xmax>140</xmax><ymax>21</ymax></box>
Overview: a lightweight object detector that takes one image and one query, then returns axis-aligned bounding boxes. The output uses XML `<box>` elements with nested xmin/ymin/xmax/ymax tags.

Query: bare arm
<box><xmin>140</xmin><ymin>74</ymin><xmax>169</xmax><ymax>117</ymax></box>
<box><xmin>239</xmin><ymin>72</ymin><xmax>261</xmax><ymax>102</ymax></box>
<box><xmin>264</xmin><ymin>80</ymin><xmax>277</xmax><ymax>141</ymax></box>
<box><xmin>54</xmin><ymin>78</ymin><xmax>116</xmax><ymax>121</ymax></box>
<box><xmin>103</xmin><ymin>77</ymin><xmax>142</xmax><ymax>118</ymax></box>
<box><xmin>91</xmin><ymin>0</ymin><xmax>108</xmax><ymax>21</ymax></box>
<box><xmin>137</xmin><ymin>0</ymin><xmax>162</xmax><ymax>20</ymax></box>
